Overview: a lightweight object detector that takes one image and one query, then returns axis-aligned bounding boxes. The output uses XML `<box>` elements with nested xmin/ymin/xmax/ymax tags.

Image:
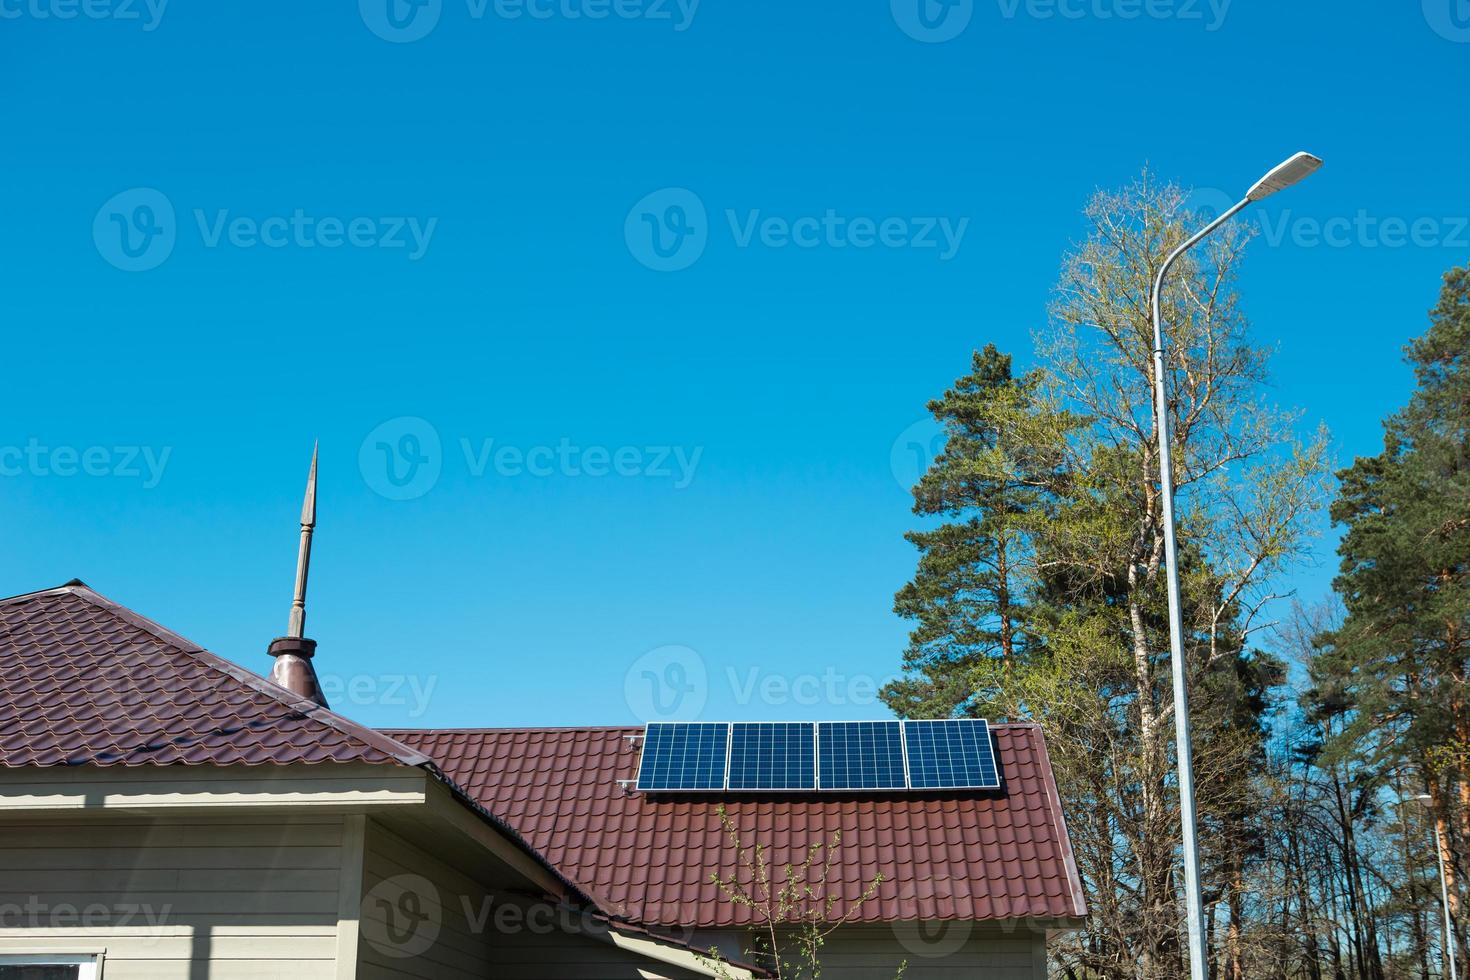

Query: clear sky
<box><xmin>1</xmin><ymin>0</ymin><xmax>1466</xmax><ymax>729</ymax></box>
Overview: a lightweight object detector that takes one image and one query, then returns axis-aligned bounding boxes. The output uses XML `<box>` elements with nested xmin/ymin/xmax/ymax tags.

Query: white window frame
<box><xmin>0</xmin><ymin>954</ymin><xmax>101</xmax><ymax>980</ymax></box>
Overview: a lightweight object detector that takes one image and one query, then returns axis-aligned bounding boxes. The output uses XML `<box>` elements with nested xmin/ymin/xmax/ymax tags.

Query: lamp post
<box><xmin>1148</xmin><ymin>151</ymin><xmax>1323</xmax><ymax>980</ymax></box>
<box><xmin>1409</xmin><ymin>793</ymin><xmax>1460</xmax><ymax>980</ymax></box>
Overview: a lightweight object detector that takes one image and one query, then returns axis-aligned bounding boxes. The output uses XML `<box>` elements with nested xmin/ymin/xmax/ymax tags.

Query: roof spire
<box><xmin>287</xmin><ymin>441</ymin><xmax>317</xmax><ymax>638</ymax></box>
<box><xmin>268</xmin><ymin>443</ymin><xmax>328</xmax><ymax>708</ymax></box>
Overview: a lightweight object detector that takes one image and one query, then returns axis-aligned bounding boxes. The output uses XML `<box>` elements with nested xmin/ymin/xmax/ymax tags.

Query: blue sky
<box><xmin>1</xmin><ymin>0</ymin><xmax>1466</xmax><ymax>728</ymax></box>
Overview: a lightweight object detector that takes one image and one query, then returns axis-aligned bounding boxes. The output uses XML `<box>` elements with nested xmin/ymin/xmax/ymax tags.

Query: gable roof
<box><xmin>0</xmin><ymin>582</ymin><xmax>595</xmax><ymax>909</ymax></box>
<box><xmin>385</xmin><ymin>724</ymin><xmax>1088</xmax><ymax>928</ymax></box>
<box><xmin>0</xmin><ymin>582</ymin><xmax>424</xmax><ymax>768</ymax></box>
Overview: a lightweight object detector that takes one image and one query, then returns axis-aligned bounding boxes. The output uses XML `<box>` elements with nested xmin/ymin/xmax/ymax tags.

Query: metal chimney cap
<box><xmin>268</xmin><ymin>636</ymin><xmax>319</xmax><ymax>660</ymax></box>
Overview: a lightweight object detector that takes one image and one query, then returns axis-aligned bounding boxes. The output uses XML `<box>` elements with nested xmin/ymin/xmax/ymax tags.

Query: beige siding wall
<box><xmin>0</xmin><ymin>815</ymin><xmax>346</xmax><ymax>979</ymax></box>
<box><xmin>357</xmin><ymin>820</ymin><xmax>707</xmax><ymax>980</ymax></box>
<box><xmin>356</xmin><ymin>819</ymin><xmax>493</xmax><ymax>979</ymax></box>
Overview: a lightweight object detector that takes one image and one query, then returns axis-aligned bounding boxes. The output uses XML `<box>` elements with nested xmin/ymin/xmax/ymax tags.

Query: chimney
<box><xmin>268</xmin><ymin>444</ymin><xmax>329</xmax><ymax>708</ymax></box>
<box><xmin>268</xmin><ymin>636</ymin><xmax>325</xmax><ymax>706</ymax></box>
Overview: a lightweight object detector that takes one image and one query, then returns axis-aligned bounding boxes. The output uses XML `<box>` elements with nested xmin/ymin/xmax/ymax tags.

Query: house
<box><xmin>0</xmin><ymin>461</ymin><xmax>1084</xmax><ymax>979</ymax></box>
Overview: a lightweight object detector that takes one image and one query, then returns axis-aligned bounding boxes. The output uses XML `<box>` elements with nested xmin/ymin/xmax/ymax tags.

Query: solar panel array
<box><xmin>635</xmin><ymin>719</ymin><xmax>1001</xmax><ymax>793</ymax></box>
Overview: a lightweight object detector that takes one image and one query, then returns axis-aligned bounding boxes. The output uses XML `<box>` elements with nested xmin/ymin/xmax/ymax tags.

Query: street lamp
<box><xmin>1408</xmin><ymin>793</ymin><xmax>1460</xmax><ymax>980</ymax></box>
<box><xmin>1148</xmin><ymin>151</ymin><xmax>1323</xmax><ymax>980</ymax></box>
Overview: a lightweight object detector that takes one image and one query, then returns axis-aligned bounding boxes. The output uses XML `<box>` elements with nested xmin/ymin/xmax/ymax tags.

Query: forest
<box><xmin>883</xmin><ymin>173</ymin><xmax>1470</xmax><ymax>979</ymax></box>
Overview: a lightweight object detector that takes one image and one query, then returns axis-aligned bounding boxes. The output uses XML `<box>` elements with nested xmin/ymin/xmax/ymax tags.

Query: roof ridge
<box><xmin>384</xmin><ymin>721</ymin><xmax>1047</xmax><ymax>734</ymax></box>
<box><xmin>383</xmin><ymin>725</ymin><xmax>641</xmax><ymax>734</ymax></box>
<box><xmin>0</xmin><ymin>580</ymin><xmax>94</xmax><ymax>607</ymax></box>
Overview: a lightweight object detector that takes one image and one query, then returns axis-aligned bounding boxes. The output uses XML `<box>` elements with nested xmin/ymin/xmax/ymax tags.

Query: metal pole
<box><xmin>1148</xmin><ymin>195</ymin><xmax>1251</xmax><ymax>980</ymax></box>
<box><xmin>1434</xmin><ymin>817</ymin><xmax>1460</xmax><ymax>980</ymax></box>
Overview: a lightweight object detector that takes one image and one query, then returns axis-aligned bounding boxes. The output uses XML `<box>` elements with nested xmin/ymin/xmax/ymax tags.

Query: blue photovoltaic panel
<box><xmin>727</xmin><ymin>722</ymin><xmax>817</xmax><ymax>791</ymax></box>
<box><xmin>636</xmin><ymin>723</ymin><xmax>731</xmax><ymax>791</ymax></box>
<box><xmin>902</xmin><ymin>719</ymin><xmax>1000</xmax><ymax>790</ymax></box>
<box><xmin>817</xmin><ymin>721</ymin><xmax>907</xmax><ymax>791</ymax></box>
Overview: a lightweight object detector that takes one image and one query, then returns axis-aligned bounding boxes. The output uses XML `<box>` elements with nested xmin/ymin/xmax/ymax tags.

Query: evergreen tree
<box><xmin>882</xmin><ymin>344</ymin><xmax>1068</xmax><ymax>719</ymax></box>
<box><xmin>1315</xmin><ymin>263</ymin><xmax>1470</xmax><ymax>972</ymax></box>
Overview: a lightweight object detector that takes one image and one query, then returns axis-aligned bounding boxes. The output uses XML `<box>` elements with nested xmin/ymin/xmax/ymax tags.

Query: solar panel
<box><xmin>727</xmin><ymin>722</ymin><xmax>816</xmax><ymax>791</ymax></box>
<box><xmin>817</xmin><ymin>721</ymin><xmax>907</xmax><ymax>791</ymax></box>
<box><xmin>902</xmin><ymin>719</ymin><xmax>1000</xmax><ymax>790</ymax></box>
<box><xmin>635</xmin><ymin>722</ymin><xmax>731</xmax><ymax>791</ymax></box>
<box><xmin>633</xmin><ymin>719</ymin><xmax>1001</xmax><ymax>794</ymax></box>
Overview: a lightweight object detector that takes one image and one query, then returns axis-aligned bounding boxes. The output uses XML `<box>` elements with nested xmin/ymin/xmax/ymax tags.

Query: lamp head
<box><xmin>1246</xmin><ymin>152</ymin><xmax>1323</xmax><ymax>202</ymax></box>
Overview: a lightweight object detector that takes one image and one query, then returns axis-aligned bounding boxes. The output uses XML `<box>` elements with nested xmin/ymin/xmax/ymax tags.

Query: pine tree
<box><xmin>1316</xmin><ymin>262</ymin><xmax>1470</xmax><ymax>972</ymax></box>
<box><xmin>882</xmin><ymin>344</ymin><xmax>1068</xmax><ymax>719</ymax></box>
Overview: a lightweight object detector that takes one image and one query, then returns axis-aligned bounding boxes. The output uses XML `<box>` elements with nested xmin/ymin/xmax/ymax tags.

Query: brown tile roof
<box><xmin>0</xmin><ymin>582</ymin><xmax>597</xmax><ymax>908</ymax></box>
<box><xmin>385</xmin><ymin>724</ymin><xmax>1087</xmax><ymax>928</ymax></box>
<box><xmin>0</xmin><ymin>581</ymin><xmax>1084</xmax><ymax>933</ymax></box>
<box><xmin>0</xmin><ymin>582</ymin><xmax>425</xmax><ymax>768</ymax></box>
